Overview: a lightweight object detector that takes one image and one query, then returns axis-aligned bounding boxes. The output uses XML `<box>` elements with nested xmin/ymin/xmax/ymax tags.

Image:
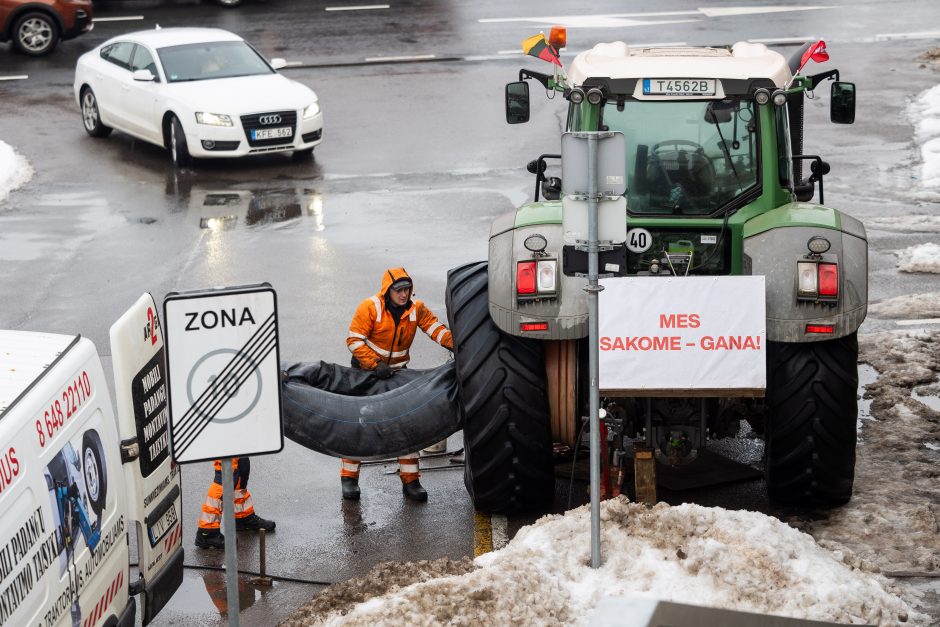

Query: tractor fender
<box><xmin>280</xmin><ymin>360</ymin><xmax>461</xmax><ymax>460</ymax></box>
<box><xmin>743</xmin><ymin>203</ymin><xmax>867</xmax><ymax>342</ymax></box>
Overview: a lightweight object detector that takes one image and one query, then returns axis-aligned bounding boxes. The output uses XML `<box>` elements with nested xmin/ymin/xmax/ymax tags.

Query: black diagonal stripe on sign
<box><xmin>174</xmin><ymin>330</ymin><xmax>276</xmax><ymax>457</ymax></box>
<box><xmin>174</xmin><ymin>334</ymin><xmax>276</xmax><ymax>457</ymax></box>
<box><xmin>172</xmin><ymin>314</ymin><xmax>276</xmax><ymax>454</ymax></box>
<box><xmin>173</xmin><ymin>318</ymin><xmax>276</xmax><ymax>452</ymax></box>
<box><xmin>173</xmin><ymin>313</ymin><xmax>275</xmax><ymax>440</ymax></box>
<box><xmin>173</xmin><ymin>331</ymin><xmax>276</xmax><ymax>452</ymax></box>
<box><xmin>172</xmin><ymin>318</ymin><xmax>276</xmax><ymax>445</ymax></box>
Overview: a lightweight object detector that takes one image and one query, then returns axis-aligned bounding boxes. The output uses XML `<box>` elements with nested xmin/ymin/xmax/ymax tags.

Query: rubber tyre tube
<box><xmin>765</xmin><ymin>333</ymin><xmax>858</xmax><ymax>506</ymax></box>
<box><xmin>445</xmin><ymin>261</ymin><xmax>554</xmax><ymax>514</ymax></box>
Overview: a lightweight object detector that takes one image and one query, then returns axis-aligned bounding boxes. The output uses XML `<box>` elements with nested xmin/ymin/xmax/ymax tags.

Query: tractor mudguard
<box><xmin>280</xmin><ymin>360</ymin><xmax>461</xmax><ymax>460</ymax></box>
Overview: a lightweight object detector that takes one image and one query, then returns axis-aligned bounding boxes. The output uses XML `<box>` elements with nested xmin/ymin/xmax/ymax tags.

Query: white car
<box><xmin>73</xmin><ymin>27</ymin><xmax>323</xmax><ymax>166</ymax></box>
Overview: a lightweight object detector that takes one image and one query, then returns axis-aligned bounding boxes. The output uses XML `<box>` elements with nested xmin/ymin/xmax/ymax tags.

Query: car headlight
<box><xmin>303</xmin><ymin>102</ymin><xmax>320</xmax><ymax>120</ymax></box>
<box><xmin>195</xmin><ymin>112</ymin><xmax>233</xmax><ymax>127</ymax></box>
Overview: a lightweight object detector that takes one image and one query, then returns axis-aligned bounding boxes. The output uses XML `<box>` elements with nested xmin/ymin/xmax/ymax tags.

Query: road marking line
<box><xmin>875</xmin><ymin>31</ymin><xmax>940</xmax><ymax>41</ymax></box>
<box><xmin>363</xmin><ymin>53</ymin><xmax>435</xmax><ymax>62</ymax></box>
<box><xmin>473</xmin><ymin>512</ymin><xmax>493</xmax><ymax>557</ymax></box>
<box><xmin>93</xmin><ymin>16</ymin><xmax>145</xmax><ymax>22</ymax></box>
<box><xmin>0</xmin><ymin>75</ymin><xmax>28</xmax><ymax>81</ymax></box>
<box><xmin>748</xmin><ymin>36</ymin><xmax>816</xmax><ymax>44</ymax></box>
<box><xmin>895</xmin><ymin>318</ymin><xmax>940</xmax><ymax>326</ymax></box>
<box><xmin>491</xmin><ymin>514</ymin><xmax>508</xmax><ymax>550</ymax></box>
<box><xmin>698</xmin><ymin>6</ymin><xmax>832</xmax><ymax>18</ymax></box>
<box><xmin>325</xmin><ymin>4</ymin><xmax>388</xmax><ymax>10</ymax></box>
<box><xmin>480</xmin><ymin>11</ymin><xmax>699</xmax><ymax>23</ymax></box>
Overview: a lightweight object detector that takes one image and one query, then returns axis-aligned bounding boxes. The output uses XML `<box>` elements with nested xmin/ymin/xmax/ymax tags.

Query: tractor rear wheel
<box><xmin>445</xmin><ymin>261</ymin><xmax>554</xmax><ymax>514</ymax></box>
<box><xmin>765</xmin><ymin>333</ymin><xmax>858</xmax><ymax>506</ymax></box>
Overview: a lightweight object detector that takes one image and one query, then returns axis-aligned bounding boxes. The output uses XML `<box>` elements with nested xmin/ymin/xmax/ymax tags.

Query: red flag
<box><xmin>521</xmin><ymin>33</ymin><xmax>561</xmax><ymax>67</ymax></box>
<box><xmin>800</xmin><ymin>40</ymin><xmax>829</xmax><ymax>68</ymax></box>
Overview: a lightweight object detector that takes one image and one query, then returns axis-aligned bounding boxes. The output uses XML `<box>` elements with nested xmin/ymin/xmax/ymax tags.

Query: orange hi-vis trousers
<box><xmin>198</xmin><ymin>457</ymin><xmax>255</xmax><ymax>530</ymax></box>
<box><xmin>340</xmin><ymin>455</ymin><xmax>420</xmax><ymax>484</ymax></box>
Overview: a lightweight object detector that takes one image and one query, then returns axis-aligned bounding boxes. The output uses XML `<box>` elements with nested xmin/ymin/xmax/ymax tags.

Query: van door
<box><xmin>109</xmin><ymin>294</ymin><xmax>183</xmax><ymax>625</ymax></box>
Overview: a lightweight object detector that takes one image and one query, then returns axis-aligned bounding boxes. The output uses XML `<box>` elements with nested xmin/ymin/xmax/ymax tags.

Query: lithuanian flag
<box><xmin>521</xmin><ymin>33</ymin><xmax>561</xmax><ymax>66</ymax></box>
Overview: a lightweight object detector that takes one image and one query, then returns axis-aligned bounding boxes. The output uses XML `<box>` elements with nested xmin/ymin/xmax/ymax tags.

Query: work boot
<box><xmin>195</xmin><ymin>529</ymin><xmax>224</xmax><ymax>549</ymax></box>
<box><xmin>235</xmin><ymin>513</ymin><xmax>276</xmax><ymax>532</ymax></box>
<box><xmin>341</xmin><ymin>476</ymin><xmax>361</xmax><ymax>500</ymax></box>
<box><xmin>402</xmin><ymin>480</ymin><xmax>428</xmax><ymax>502</ymax></box>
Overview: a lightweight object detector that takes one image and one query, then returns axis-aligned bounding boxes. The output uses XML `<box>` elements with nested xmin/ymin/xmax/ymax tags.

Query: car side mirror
<box><xmin>132</xmin><ymin>69</ymin><xmax>156</xmax><ymax>82</ymax></box>
<box><xmin>270</xmin><ymin>58</ymin><xmax>287</xmax><ymax>70</ymax></box>
<box><xmin>830</xmin><ymin>81</ymin><xmax>855</xmax><ymax>124</ymax></box>
<box><xmin>506</xmin><ymin>81</ymin><xmax>530</xmax><ymax>124</ymax></box>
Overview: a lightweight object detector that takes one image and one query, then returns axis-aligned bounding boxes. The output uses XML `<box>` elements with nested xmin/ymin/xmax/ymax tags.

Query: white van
<box><xmin>0</xmin><ymin>294</ymin><xmax>182</xmax><ymax>627</ymax></box>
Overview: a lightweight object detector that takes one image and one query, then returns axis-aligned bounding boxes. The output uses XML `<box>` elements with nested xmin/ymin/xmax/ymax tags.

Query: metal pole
<box><xmin>586</xmin><ymin>132</ymin><xmax>602</xmax><ymax>568</ymax></box>
<box><xmin>221</xmin><ymin>458</ymin><xmax>240</xmax><ymax>626</ymax></box>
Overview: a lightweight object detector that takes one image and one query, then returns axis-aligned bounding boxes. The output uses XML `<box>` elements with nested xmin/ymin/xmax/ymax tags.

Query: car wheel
<box><xmin>445</xmin><ymin>261</ymin><xmax>555</xmax><ymax>514</ymax></box>
<box><xmin>169</xmin><ymin>116</ymin><xmax>193</xmax><ymax>168</ymax></box>
<box><xmin>82</xmin><ymin>429</ymin><xmax>108</xmax><ymax>517</ymax></box>
<box><xmin>80</xmin><ymin>87</ymin><xmax>112</xmax><ymax>138</ymax></box>
<box><xmin>765</xmin><ymin>333</ymin><xmax>858</xmax><ymax>506</ymax></box>
<box><xmin>13</xmin><ymin>12</ymin><xmax>59</xmax><ymax>56</ymax></box>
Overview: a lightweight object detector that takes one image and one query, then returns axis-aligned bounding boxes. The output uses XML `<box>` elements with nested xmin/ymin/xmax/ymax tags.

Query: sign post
<box><xmin>163</xmin><ymin>284</ymin><xmax>283</xmax><ymax>627</ymax></box>
<box><xmin>561</xmin><ymin>131</ymin><xmax>625</xmax><ymax>568</ymax></box>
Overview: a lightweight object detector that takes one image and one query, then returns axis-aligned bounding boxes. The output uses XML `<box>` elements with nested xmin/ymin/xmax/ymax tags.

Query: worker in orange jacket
<box><xmin>194</xmin><ymin>457</ymin><xmax>275</xmax><ymax>549</ymax></box>
<box><xmin>341</xmin><ymin>267</ymin><xmax>453</xmax><ymax>501</ymax></box>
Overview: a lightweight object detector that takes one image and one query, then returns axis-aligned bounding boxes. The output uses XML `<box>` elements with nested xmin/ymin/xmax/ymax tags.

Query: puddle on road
<box><xmin>171</xmin><ymin>569</ymin><xmax>271</xmax><ymax>618</ymax></box>
<box><xmin>165</xmin><ymin>175</ymin><xmax>325</xmax><ymax>231</ymax></box>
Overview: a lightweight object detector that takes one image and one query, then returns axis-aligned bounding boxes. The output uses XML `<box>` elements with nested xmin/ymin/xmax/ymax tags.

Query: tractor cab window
<box><xmin>601</xmin><ymin>99</ymin><xmax>759</xmax><ymax>216</ymax></box>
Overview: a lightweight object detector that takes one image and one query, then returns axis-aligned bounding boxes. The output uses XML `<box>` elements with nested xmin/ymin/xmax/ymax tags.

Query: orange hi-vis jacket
<box><xmin>346</xmin><ymin>267</ymin><xmax>453</xmax><ymax>370</ymax></box>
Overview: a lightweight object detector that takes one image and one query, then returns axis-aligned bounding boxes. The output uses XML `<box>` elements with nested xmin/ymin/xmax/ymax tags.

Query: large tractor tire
<box><xmin>765</xmin><ymin>333</ymin><xmax>858</xmax><ymax>506</ymax></box>
<box><xmin>445</xmin><ymin>261</ymin><xmax>554</xmax><ymax>513</ymax></box>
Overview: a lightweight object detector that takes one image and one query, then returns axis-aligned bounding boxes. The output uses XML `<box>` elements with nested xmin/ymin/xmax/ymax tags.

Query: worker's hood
<box><xmin>378</xmin><ymin>267</ymin><xmax>413</xmax><ymax>298</ymax></box>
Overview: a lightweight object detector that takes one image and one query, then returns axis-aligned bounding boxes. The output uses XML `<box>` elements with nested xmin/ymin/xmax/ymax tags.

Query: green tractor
<box><xmin>445</xmin><ymin>35</ymin><xmax>864</xmax><ymax>513</ymax></box>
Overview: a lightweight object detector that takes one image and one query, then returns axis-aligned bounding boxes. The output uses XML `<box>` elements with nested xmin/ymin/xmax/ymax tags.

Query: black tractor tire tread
<box><xmin>446</xmin><ymin>261</ymin><xmax>554</xmax><ymax>514</ymax></box>
<box><xmin>766</xmin><ymin>334</ymin><xmax>858</xmax><ymax>506</ymax></box>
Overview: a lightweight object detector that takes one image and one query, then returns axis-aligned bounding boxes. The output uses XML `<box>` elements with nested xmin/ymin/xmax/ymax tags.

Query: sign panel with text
<box><xmin>598</xmin><ymin>276</ymin><xmax>766</xmax><ymax>394</ymax></box>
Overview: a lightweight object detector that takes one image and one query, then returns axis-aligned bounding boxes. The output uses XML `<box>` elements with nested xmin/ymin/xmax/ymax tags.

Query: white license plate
<box><xmin>252</xmin><ymin>126</ymin><xmax>292</xmax><ymax>140</ymax></box>
<box><xmin>148</xmin><ymin>502</ymin><xmax>178</xmax><ymax>545</ymax></box>
<box><xmin>643</xmin><ymin>78</ymin><xmax>716</xmax><ymax>96</ymax></box>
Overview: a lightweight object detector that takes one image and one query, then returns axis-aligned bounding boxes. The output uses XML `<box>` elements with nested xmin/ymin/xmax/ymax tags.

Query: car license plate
<box><xmin>148</xmin><ymin>502</ymin><xmax>178</xmax><ymax>545</ymax></box>
<box><xmin>643</xmin><ymin>78</ymin><xmax>716</xmax><ymax>96</ymax></box>
<box><xmin>252</xmin><ymin>126</ymin><xmax>292</xmax><ymax>140</ymax></box>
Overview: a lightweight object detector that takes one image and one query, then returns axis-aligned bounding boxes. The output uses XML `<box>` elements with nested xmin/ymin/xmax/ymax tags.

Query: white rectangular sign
<box><xmin>599</xmin><ymin>276</ymin><xmax>766</xmax><ymax>394</ymax></box>
<box><xmin>163</xmin><ymin>285</ymin><xmax>283</xmax><ymax>463</ymax></box>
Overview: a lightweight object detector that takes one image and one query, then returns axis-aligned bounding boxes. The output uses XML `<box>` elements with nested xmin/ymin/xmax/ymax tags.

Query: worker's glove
<box><xmin>374</xmin><ymin>362</ymin><xmax>393</xmax><ymax>379</ymax></box>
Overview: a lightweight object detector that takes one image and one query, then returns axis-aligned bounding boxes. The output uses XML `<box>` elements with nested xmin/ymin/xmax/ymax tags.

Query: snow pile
<box><xmin>867</xmin><ymin>215</ymin><xmax>940</xmax><ymax>233</ymax></box>
<box><xmin>908</xmin><ymin>83</ymin><xmax>940</xmax><ymax>194</ymax></box>
<box><xmin>895</xmin><ymin>243</ymin><xmax>940</xmax><ymax>273</ymax></box>
<box><xmin>0</xmin><ymin>140</ymin><xmax>33</xmax><ymax>206</ymax></box>
<box><xmin>869</xmin><ymin>291</ymin><xmax>940</xmax><ymax>318</ymax></box>
<box><xmin>809</xmin><ymin>331</ymin><xmax>940</xmax><ymax>577</ymax></box>
<box><xmin>298</xmin><ymin>499</ymin><xmax>913</xmax><ymax>626</ymax></box>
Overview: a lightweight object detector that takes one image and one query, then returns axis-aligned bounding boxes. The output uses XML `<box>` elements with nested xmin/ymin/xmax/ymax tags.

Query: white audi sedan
<box><xmin>73</xmin><ymin>27</ymin><xmax>323</xmax><ymax>166</ymax></box>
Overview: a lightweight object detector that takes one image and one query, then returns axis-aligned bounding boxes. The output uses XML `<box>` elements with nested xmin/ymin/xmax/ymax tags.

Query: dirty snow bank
<box><xmin>869</xmin><ymin>292</ymin><xmax>940</xmax><ymax>318</ymax></box>
<box><xmin>296</xmin><ymin>499</ymin><xmax>916</xmax><ymax>626</ymax></box>
<box><xmin>896</xmin><ymin>243</ymin><xmax>940</xmax><ymax>273</ymax></box>
<box><xmin>806</xmin><ymin>331</ymin><xmax>940</xmax><ymax>579</ymax></box>
<box><xmin>0</xmin><ymin>140</ymin><xmax>33</xmax><ymax>206</ymax></box>
<box><xmin>909</xmin><ymin>83</ymin><xmax>940</xmax><ymax>195</ymax></box>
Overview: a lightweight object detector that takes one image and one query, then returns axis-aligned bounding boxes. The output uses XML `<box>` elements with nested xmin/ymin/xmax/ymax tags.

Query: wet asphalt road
<box><xmin>2</xmin><ymin>1</ymin><xmax>940</xmax><ymax>624</ymax></box>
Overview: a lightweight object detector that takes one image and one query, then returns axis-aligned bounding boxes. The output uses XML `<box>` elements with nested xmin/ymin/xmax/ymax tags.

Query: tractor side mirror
<box><xmin>541</xmin><ymin>177</ymin><xmax>562</xmax><ymax>200</ymax></box>
<box><xmin>506</xmin><ymin>81</ymin><xmax>530</xmax><ymax>124</ymax></box>
<box><xmin>830</xmin><ymin>81</ymin><xmax>855</xmax><ymax>124</ymax></box>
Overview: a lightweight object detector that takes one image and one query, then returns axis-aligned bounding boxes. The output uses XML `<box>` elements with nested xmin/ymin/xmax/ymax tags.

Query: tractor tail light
<box><xmin>818</xmin><ymin>263</ymin><xmax>839</xmax><ymax>296</ymax></box>
<box><xmin>536</xmin><ymin>260</ymin><xmax>557</xmax><ymax>292</ymax></box>
<box><xmin>517</xmin><ymin>261</ymin><xmax>536</xmax><ymax>294</ymax></box>
<box><xmin>521</xmin><ymin>321</ymin><xmax>549</xmax><ymax>332</ymax></box>
<box><xmin>797</xmin><ymin>261</ymin><xmax>817</xmax><ymax>296</ymax></box>
<box><xmin>806</xmin><ymin>325</ymin><xmax>834</xmax><ymax>334</ymax></box>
